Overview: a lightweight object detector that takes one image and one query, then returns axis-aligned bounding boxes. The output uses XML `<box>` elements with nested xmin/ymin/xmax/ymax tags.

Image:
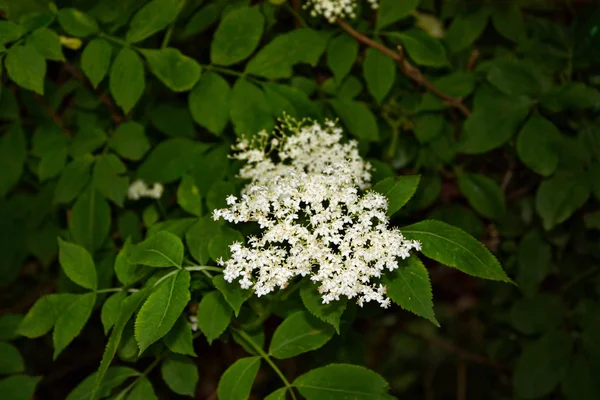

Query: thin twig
<box><xmin>457</xmin><ymin>361</ymin><xmax>467</xmax><ymax>400</ymax></box>
<box><xmin>35</xmin><ymin>95</ymin><xmax>71</xmax><ymax>136</ymax></box>
<box><xmin>466</xmin><ymin>49</ymin><xmax>480</xmax><ymax>71</ymax></box>
<box><xmin>62</xmin><ymin>62</ymin><xmax>123</xmax><ymax>124</ymax></box>
<box><xmin>337</xmin><ymin>19</ymin><xmax>472</xmax><ymax>117</ymax></box>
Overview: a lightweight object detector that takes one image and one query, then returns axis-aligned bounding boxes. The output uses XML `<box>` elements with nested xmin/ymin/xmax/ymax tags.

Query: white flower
<box><xmin>213</xmin><ymin>117</ymin><xmax>421</xmax><ymax>308</ymax></box>
<box><xmin>127</xmin><ymin>179</ymin><xmax>164</xmax><ymax>200</ymax></box>
<box><xmin>304</xmin><ymin>0</ymin><xmax>379</xmax><ymax>23</ymax></box>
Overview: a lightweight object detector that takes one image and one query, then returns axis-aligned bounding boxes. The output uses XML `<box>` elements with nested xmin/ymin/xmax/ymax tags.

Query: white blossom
<box><xmin>304</xmin><ymin>0</ymin><xmax>379</xmax><ymax>23</ymax></box>
<box><xmin>127</xmin><ymin>179</ymin><xmax>164</xmax><ymax>200</ymax></box>
<box><xmin>213</xmin><ymin>117</ymin><xmax>421</xmax><ymax>308</ymax></box>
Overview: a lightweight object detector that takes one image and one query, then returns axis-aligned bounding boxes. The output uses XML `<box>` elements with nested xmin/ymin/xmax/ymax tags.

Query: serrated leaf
<box><xmin>53</xmin><ymin>156</ymin><xmax>94</xmax><ymax>204</ymax></box>
<box><xmin>93</xmin><ymin>153</ymin><xmax>129</xmax><ymax>207</ymax></box>
<box><xmin>514</xmin><ymin>331</ymin><xmax>573</xmax><ymax>399</ymax></box>
<box><xmin>487</xmin><ymin>59</ymin><xmax>541</xmax><ymax>97</ymax></box>
<box><xmin>373</xmin><ymin>175</ymin><xmax>420</xmax><ymax>216</ymax></box>
<box><xmin>17</xmin><ymin>294</ymin><xmax>68</xmax><ymax>338</ymax></box>
<box><xmin>69</xmin><ymin>187</ymin><xmax>111</xmax><ymax>253</ymax></box>
<box><xmin>163</xmin><ymin>315</ymin><xmax>196</xmax><ymax>356</ymax></box>
<box><xmin>517</xmin><ymin>114</ymin><xmax>560</xmax><ymax>176</ymax></box>
<box><xmin>213</xmin><ymin>274</ymin><xmax>252</xmax><ymax>317</ymax></box>
<box><xmin>196</xmin><ymin>291</ymin><xmax>232</xmax><ymax>344</ymax></box>
<box><xmin>0</xmin><ymin>375</ymin><xmax>40</xmax><ymax>400</ymax></box>
<box><xmin>141</xmin><ymin>48</ymin><xmax>201</xmax><ymax>92</ymax></box>
<box><xmin>5</xmin><ymin>44</ymin><xmax>46</xmax><ymax>94</ymax></box>
<box><xmin>177</xmin><ymin>174</ymin><xmax>202</xmax><ymax>217</ymax></box>
<box><xmin>186</xmin><ymin>217</ymin><xmax>223</xmax><ymax>265</ymax></box>
<box><xmin>53</xmin><ymin>292</ymin><xmax>96</xmax><ymax>358</ymax></box>
<box><xmin>382</xmin><ymin>257</ymin><xmax>438</xmax><ymax>326</ymax></box>
<box><xmin>230</xmin><ymin>79</ymin><xmax>273</xmax><ymax>136</ymax></box>
<box><xmin>329</xmin><ymin>99</ymin><xmax>379</xmax><ymax>142</ymax></box>
<box><xmin>57</xmin><ymin>8</ymin><xmax>99</xmax><ymax>37</ymax></box>
<box><xmin>126</xmin><ymin>0</ymin><xmax>183</xmax><ymax>43</ymax></box>
<box><xmin>129</xmin><ymin>231</ymin><xmax>184</xmax><ymax>268</ymax></box>
<box><xmin>208</xmin><ymin>227</ymin><xmax>244</xmax><ymax>262</ymax></box>
<box><xmin>363</xmin><ymin>47</ymin><xmax>395</xmax><ymax>103</ymax></box>
<box><xmin>445</xmin><ymin>7</ymin><xmax>490</xmax><ymax>53</ymax></box>
<box><xmin>293</xmin><ymin>364</ymin><xmax>392</xmax><ymax>400</ymax></box>
<box><xmin>109</xmin><ymin>47</ymin><xmax>145</xmax><ymax>113</ymax></box>
<box><xmin>456</xmin><ymin>171</ymin><xmax>506</xmax><ymax>220</ymax></box>
<box><xmin>265</xmin><ymin>387</ymin><xmax>287</xmax><ymax>400</ymax></box>
<box><xmin>58</xmin><ymin>238</ymin><xmax>97</xmax><ymax>290</ymax></box>
<box><xmin>535</xmin><ymin>171</ymin><xmax>590</xmax><ymax>230</ymax></box>
<box><xmin>402</xmin><ymin>220</ymin><xmax>510</xmax><ymax>282</ymax></box>
<box><xmin>0</xmin><ymin>342</ymin><xmax>24</xmax><ymax>374</ymax></box>
<box><xmin>376</xmin><ymin>0</ymin><xmax>420</xmax><ymax>29</ymax></box>
<box><xmin>69</xmin><ymin>367</ymin><xmax>139</xmax><ymax>400</ymax></box>
<box><xmin>137</xmin><ymin>138</ymin><xmax>202</xmax><ymax>184</ymax></box>
<box><xmin>217</xmin><ymin>356</ymin><xmax>261</xmax><ymax>400</ymax></box>
<box><xmin>27</xmin><ymin>27</ymin><xmax>64</xmax><ymax>61</ymax></box>
<box><xmin>211</xmin><ymin>6</ymin><xmax>264</xmax><ymax>66</ymax></box>
<box><xmin>299</xmin><ymin>282</ymin><xmax>346</xmax><ymax>334</ymax></box>
<box><xmin>135</xmin><ymin>270</ymin><xmax>190</xmax><ymax>353</ymax></box>
<box><xmin>101</xmin><ymin>292</ymin><xmax>127</xmax><ymax>335</ymax></box>
<box><xmin>327</xmin><ymin>33</ymin><xmax>357</xmax><ymax>83</ymax></box>
<box><xmin>390</xmin><ymin>30</ymin><xmax>448</xmax><ymax>67</ymax></box>
<box><xmin>412</xmin><ymin>113</ymin><xmax>444</xmax><ymax>143</ymax></box>
<box><xmin>126</xmin><ymin>376</ymin><xmax>157</xmax><ymax>400</ymax></box>
<box><xmin>161</xmin><ymin>355</ymin><xmax>198</xmax><ymax>396</ymax></box>
<box><xmin>81</xmin><ymin>38</ymin><xmax>112</xmax><ymax>88</ymax></box>
<box><xmin>269</xmin><ymin>311</ymin><xmax>334</xmax><ymax>359</ymax></box>
<box><xmin>189</xmin><ymin>72</ymin><xmax>231</xmax><ymax>136</ymax></box>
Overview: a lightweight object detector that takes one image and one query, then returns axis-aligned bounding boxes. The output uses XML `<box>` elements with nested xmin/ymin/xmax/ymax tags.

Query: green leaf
<box><xmin>5</xmin><ymin>44</ymin><xmax>46</xmax><ymax>94</ymax></box>
<box><xmin>562</xmin><ymin>353</ymin><xmax>598</xmax><ymax>400</ymax></box>
<box><xmin>58</xmin><ymin>238</ymin><xmax>97</xmax><ymax>290</ymax></box>
<box><xmin>513</xmin><ymin>331</ymin><xmax>573</xmax><ymax>399</ymax></box>
<box><xmin>0</xmin><ymin>21</ymin><xmax>24</xmax><ymax>44</ymax></box>
<box><xmin>293</xmin><ymin>364</ymin><xmax>392</xmax><ymax>400</ymax></box>
<box><xmin>186</xmin><ymin>217</ymin><xmax>223</xmax><ymax>265</ymax></box>
<box><xmin>299</xmin><ymin>282</ymin><xmax>346</xmax><ymax>334</ymax></box>
<box><xmin>445</xmin><ymin>7</ymin><xmax>490</xmax><ymax>53</ymax></box>
<box><xmin>101</xmin><ymin>292</ymin><xmax>127</xmax><ymax>334</ymax></box>
<box><xmin>390</xmin><ymin>30</ymin><xmax>448</xmax><ymax>67</ymax></box>
<box><xmin>182</xmin><ymin>4</ymin><xmax>222</xmax><ymax>38</ymax></box>
<box><xmin>373</xmin><ymin>175</ymin><xmax>420</xmax><ymax>216</ymax></box>
<box><xmin>129</xmin><ymin>231</ymin><xmax>184</xmax><ymax>268</ymax></box>
<box><xmin>382</xmin><ymin>257</ymin><xmax>438</xmax><ymax>326</ymax></box>
<box><xmin>269</xmin><ymin>311</ymin><xmax>335</xmax><ymax>359</ymax></box>
<box><xmin>177</xmin><ymin>174</ymin><xmax>202</xmax><ymax>217</ymax></box>
<box><xmin>91</xmin><ymin>290</ymin><xmax>150</xmax><ymax>400</ymax></box>
<box><xmin>160</xmin><ymin>356</ymin><xmax>198</xmax><ymax>398</ymax></box>
<box><xmin>327</xmin><ymin>33</ymin><xmax>357</xmax><ymax>83</ymax></box>
<box><xmin>81</xmin><ymin>38</ymin><xmax>112</xmax><ymax>88</ymax></box>
<box><xmin>208</xmin><ymin>227</ymin><xmax>244</xmax><ymax>261</ymax></box>
<box><xmin>487</xmin><ymin>60</ymin><xmax>541</xmax><ymax>97</ymax></box>
<box><xmin>230</xmin><ymin>79</ymin><xmax>273</xmax><ymax>136</ymax></box>
<box><xmin>69</xmin><ymin>367</ymin><xmax>139</xmax><ymax>400</ymax></box>
<box><xmin>458</xmin><ymin>89</ymin><xmax>531</xmax><ymax>154</ymax></box>
<box><xmin>17</xmin><ymin>294</ymin><xmax>68</xmax><ymax>338</ymax></box>
<box><xmin>213</xmin><ymin>274</ymin><xmax>252</xmax><ymax>317</ymax></box>
<box><xmin>0</xmin><ymin>123</ymin><xmax>26</xmax><ymax>197</ymax></box>
<box><xmin>126</xmin><ymin>376</ymin><xmax>157</xmax><ymax>400</ymax></box>
<box><xmin>363</xmin><ymin>47</ymin><xmax>395</xmax><ymax>103</ymax></box>
<box><xmin>38</xmin><ymin>146</ymin><xmax>68</xmax><ymax>181</ymax></box>
<box><xmin>0</xmin><ymin>375</ymin><xmax>40</xmax><ymax>400</ymax></box>
<box><xmin>376</xmin><ymin>0</ymin><xmax>420</xmax><ymax>29</ymax></box>
<box><xmin>115</xmin><ymin>239</ymin><xmax>145</xmax><ymax>285</ymax></box>
<box><xmin>265</xmin><ymin>388</ymin><xmax>287</xmax><ymax>400</ymax></box>
<box><xmin>217</xmin><ymin>356</ymin><xmax>261</xmax><ymax>400</ymax></box>
<box><xmin>0</xmin><ymin>342</ymin><xmax>24</xmax><ymax>374</ymax></box>
<box><xmin>329</xmin><ymin>99</ymin><xmax>379</xmax><ymax>142</ymax></box>
<box><xmin>109</xmin><ymin>122</ymin><xmax>149</xmax><ymax>162</ymax></box>
<box><xmin>93</xmin><ymin>153</ymin><xmax>128</xmax><ymax>207</ymax></box>
<box><xmin>69</xmin><ymin>187</ymin><xmax>111</xmax><ymax>253</ymax></box>
<box><xmin>0</xmin><ymin>315</ymin><xmax>23</xmax><ymax>340</ymax></box>
<box><xmin>535</xmin><ymin>171</ymin><xmax>590</xmax><ymax>230</ymax></box>
<box><xmin>540</xmin><ymin>83</ymin><xmax>600</xmax><ymax>112</ymax></box>
<box><xmin>53</xmin><ymin>292</ymin><xmax>96</xmax><ymax>358</ymax></box>
<box><xmin>196</xmin><ymin>291</ymin><xmax>232</xmax><ymax>344</ymax></box>
<box><xmin>163</xmin><ymin>315</ymin><xmax>196</xmax><ymax>356</ymax></box>
<box><xmin>109</xmin><ymin>47</ymin><xmax>145</xmax><ymax>113</ymax></box>
<box><xmin>245</xmin><ymin>28</ymin><xmax>327</xmax><ymax>79</ymax></box>
<box><xmin>57</xmin><ymin>8</ymin><xmax>99</xmax><ymax>37</ymax></box>
<box><xmin>137</xmin><ymin>138</ymin><xmax>202</xmax><ymax>184</ymax></box>
<box><xmin>456</xmin><ymin>171</ymin><xmax>506</xmax><ymax>220</ymax></box>
<box><xmin>54</xmin><ymin>156</ymin><xmax>94</xmax><ymax>204</ymax></box>
<box><xmin>412</xmin><ymin>113</ymin><xmax>444</xmax><ymax>143</ymax></box>
<box><xmin>491</xmin><ymin>4</ymin><xmax>526</xmax><ymax>42</ymax></box>
<box><xmin>189</xmin><ymin>72</ymin><xmax>231</xmax><ymax>136</ymax></box>
<box><xmin>510</xmin><ymin>294</ymin><xmax>565</xmax><ymax>335</ymax></box>
<box><xmin>516</xmin><ymin>114</ymin><xmax>560</xmax><ymax>177</ymax></box>
<box><xmin>135</xmin><ymin>269</ymin><xmax>190</xmax><ymax>353</ymax></box>
<box><xmin>402</xmin><ymin>220</ymin><xmax>510</xmax><ymax>282</ymax></box>
<box><xmin>516</xmin><ymin>231</ymin><xmax>551</xmax><ymax>295</ymax></box>
<box><xmin>147</xmin><ymin>218</ymin><xmax>196</xmax><ymax>239</ymax></box>
<box><xmin>27</xmin><ymin>27</ymin><xmax>64</xmax><ymax>61</ymax></box>
<box><xmin>150</xmin><ymin>102</ymin><xmax>195</xmax><ymax>138</ymax></box>
<box><xmin>141</xmin><ymin>48</ymin><xmax>201</xmax><ymax>92</ymax></box>
<box><xmin>210</xmin><ymin>6</ymin><xmax>264</xmax><ymax>66</ymax></box>
<box><xmin>126</xmin><ymin>0</ymin><xmax>184</xmax><ymax>43</ymax></box>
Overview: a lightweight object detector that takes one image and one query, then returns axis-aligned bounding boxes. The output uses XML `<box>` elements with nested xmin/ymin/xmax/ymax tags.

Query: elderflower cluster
<box><xmin>127</xmin><ymin>180</ymin><xmax>164</xmax><ymax>201</ymax></box>
<box><xmin>213</xmin><ymin>117</ymin><xmax>421</xmax><ymax>308</ymax></box>
<box><xmin>304</xmin><ymin>0</ymin><xmax>379</xmax><ymax>23</ymax></box>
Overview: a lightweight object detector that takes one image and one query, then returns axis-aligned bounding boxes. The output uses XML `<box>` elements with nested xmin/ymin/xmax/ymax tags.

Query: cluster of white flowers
<box><xmin>213</xmin><ymin>117</ymin><xmax>421</xmax><ymax>308</ymax></box>
<box><xmin>127</xmin><ymin>180</ymin><xmax>164</xmax><ymax>200</ymax></box>
<box><xmin>304</xmin><ymin>0</ymin><xmax>379</xmax><ymax>23</ymax></box>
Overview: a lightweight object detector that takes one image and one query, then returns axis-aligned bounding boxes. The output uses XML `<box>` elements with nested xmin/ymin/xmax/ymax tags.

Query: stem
<box><xmin>95</xmin><ymin>288</ymin><xmax>139</xmax><ymax>294</ymax></box>
<box><xmin>202</xmin><ymin>64</ymin><xmax>246</xmax><ymax>78</ymax></box>
<box><xmin>98</xmin><ymin>32</ymin><xmax>130</xmax><ymax>48</ymax></box>
<box><xmin>284</xmin><ymin>3</ymin><xmax>307</xmax><ymax>27</ymax></box>
<box><xmin>115</xmin><ymin>353</ymin><xmax>166</xmax><ymax>399</ymax></box>
<box><xmin>152</xmin><ymin>269</ymin><xmax>179</xmax><ymax>289</ymax></box>
<box><xmin>185</xmin><ymin>266</ymin><xmax>223</xmax><ymax>273</ymax></box>
<box><xmin>161</xmin><ymin>0</ymin><xmax>186</xmax><ymax>48</ymax></box>
<box><xmin>234</xmin><ymin>329</ymin><xmax>298</xmax><ymax>400</ymax></box>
